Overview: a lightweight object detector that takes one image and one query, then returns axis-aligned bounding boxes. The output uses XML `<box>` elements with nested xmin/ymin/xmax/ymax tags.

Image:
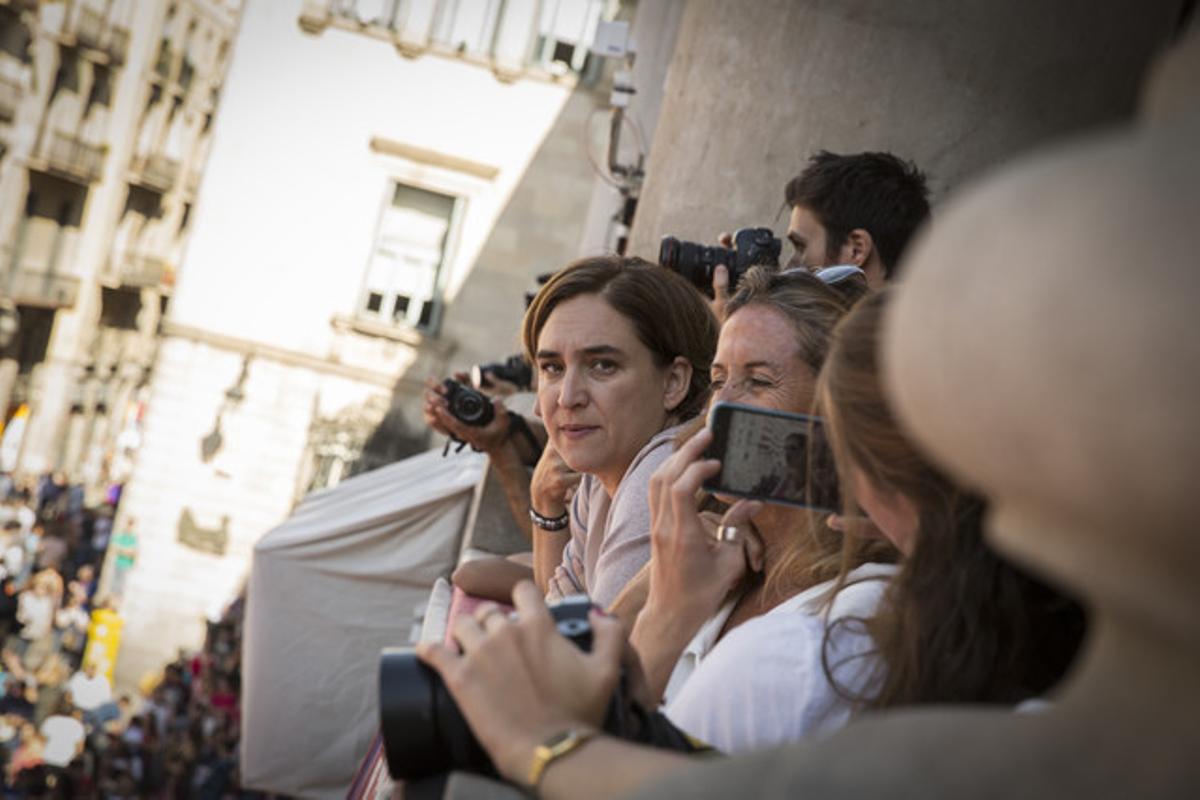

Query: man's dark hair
<box><xmin>785</xmin><ymin>151</ymin><xmax>931</xmax><ymax>279</ymax></box>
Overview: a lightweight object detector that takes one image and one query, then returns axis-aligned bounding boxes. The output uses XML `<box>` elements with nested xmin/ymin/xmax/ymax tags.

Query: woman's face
<box><xmin>534</xmin><ymin>294</ymin><xmax>688</xmax><ymax>494</ymax></box>
<box><xmin>711</xmin><ymin>305</ymin><xmax>817</xmax><ymax>413</ymax></box>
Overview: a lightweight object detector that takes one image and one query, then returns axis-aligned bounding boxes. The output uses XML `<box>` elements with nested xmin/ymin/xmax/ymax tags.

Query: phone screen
<box><xmin>702</xmin><ymin>402</ymin><xmax>840</xmax><ymax>511</ymax></box>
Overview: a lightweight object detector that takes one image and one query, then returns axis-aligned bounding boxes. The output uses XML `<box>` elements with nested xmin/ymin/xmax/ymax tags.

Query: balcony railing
<box><xmin>113</xmin><ymin>251</ymin><xmax>170</xmax><ymax>289</ymax></box>
<box><xmin>54</xmin><ymin>3</ymin><xmax>130</xmax><ymax>64</ymax></box>
<box><xmin>130</xmin><ymin>153</ymin><xmax>180</xmax><ymax>192</ymax></box>
<box><xmin>0</xmin><ymin>74</ymin><xmax>19</xmax><ymax>123</ymax></box>
<box><xmin>0</xmin><ymin>262</ymin><xmax>82</xmax><ymax>308</ymax></box>
<box><xmin>39</xmin><ymin>131</ymin><xmax>107</xmax><ymax>183</ymax></box>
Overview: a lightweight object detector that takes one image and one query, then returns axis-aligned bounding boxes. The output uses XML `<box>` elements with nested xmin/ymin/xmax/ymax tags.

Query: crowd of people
<box><xmin>0</xmin><ymin>476</ymin><xmax>254</xmax><ymax>798</ymax></box>
<box><xmin>412</xmin><ymin>145</ymin><xmax>1106</xmax><ymax>797</ymax></box>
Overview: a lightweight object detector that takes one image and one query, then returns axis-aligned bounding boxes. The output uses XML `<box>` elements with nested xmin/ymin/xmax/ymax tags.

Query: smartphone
<box><xmin>702</xmin><ymin>401</ymin><xmax>840</xmax><ymax>512</ymax></box>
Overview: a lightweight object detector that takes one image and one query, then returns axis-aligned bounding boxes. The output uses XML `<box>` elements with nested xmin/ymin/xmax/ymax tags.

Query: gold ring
<box><xmin>715</xmin><ymin>524</ymin><xmax>740</xmax><ymax>543</ymax></box>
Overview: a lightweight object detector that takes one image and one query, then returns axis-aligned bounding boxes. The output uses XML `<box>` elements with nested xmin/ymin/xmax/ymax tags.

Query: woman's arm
<box><xmin>633</xmin><ymin>428</ymin><xmax>763</xmax><ymax>700</ymax></box>
<box><xmin>530</xmin><ymin>442</ymin><xmax>581</xmax><ymax>594</ymax></box>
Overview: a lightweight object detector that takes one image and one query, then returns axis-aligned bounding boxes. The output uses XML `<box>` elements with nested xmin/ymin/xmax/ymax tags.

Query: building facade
<box><xmin>110</xmin><ymin>0</ymin><xmax>655</xmax><ymax>683</ymax></box>
<box><xmin>0</xmin><ymin>0</ymin><xmax>240</xmax><ymax>498</ymax></box>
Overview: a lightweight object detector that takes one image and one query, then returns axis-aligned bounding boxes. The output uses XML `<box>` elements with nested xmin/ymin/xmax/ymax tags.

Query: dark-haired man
<box><xmin>783</xmin><ymin>150</ymin><xmax>930</xmax><ymax>287</ymax></box>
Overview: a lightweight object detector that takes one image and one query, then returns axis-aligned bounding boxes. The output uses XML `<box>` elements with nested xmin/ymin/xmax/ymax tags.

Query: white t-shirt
<box><xmin>67</xmin><ymin>671</ymin><xmax>113</xmax><ymax>711</ymax></box>
<box><xmin>664</xmin><ymin>562</ymin><xmax>896</xmax><ymax>753</ymax></box>
<box><xmin>17</xmin><ymin>592</ymin><xmax>54</xmax><ymax>639</ymax></box>
<box><xmin>40</xmin><ymin>714</ymin><xmax>85</xmax><ymax>767</ymax></box>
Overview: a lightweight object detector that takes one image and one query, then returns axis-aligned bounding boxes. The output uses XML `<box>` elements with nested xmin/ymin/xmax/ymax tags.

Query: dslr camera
<box><xmin>441</xmin><ymin>378</ymin><xmax>494</xmax><ymax>428</ymax></box>
<box><xmin>659</xmin><ymin>226</ymin><xmax>782</xmax><ymax>297</ymax></box>
<box><xmin>470</xmin><ymin>354</ymin><xmax>533</xmax><ymax>392</ymax></box>
<box><xmin>378</xmin><ymin>596</ymin><xmax>608</xmax><ymax>781</ymax></box>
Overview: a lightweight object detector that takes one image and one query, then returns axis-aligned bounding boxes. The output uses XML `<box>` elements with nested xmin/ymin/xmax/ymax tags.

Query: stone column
<box><xmin>627</xmin><ymin>0</ymin><xmax>1187</xmax><ymax>255</ymax></box>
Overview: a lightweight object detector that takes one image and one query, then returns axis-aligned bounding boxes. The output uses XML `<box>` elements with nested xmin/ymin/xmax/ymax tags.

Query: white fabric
<box><xmin>67</xmin><ymin>671</ymin><xmax>113</xmax><ymax>711</ymax></box>
<box><xmin>665</xmin><ymin>562</ymin><xmax>897</xmax><ymax>753</ymax></box>
<box><xmin>241</xmin><ymin>447</ymin><xmax>485</xmax><ymax>800</ymax></box>
<box><xmin>40</xmin><ymin>715</ymin><xmax>85</xmax><ymax>767</ymax></box>
<box><xmin>17</xmin><ymin>592</ymin><xmax>53</xmax><ymax>639</ymax></box>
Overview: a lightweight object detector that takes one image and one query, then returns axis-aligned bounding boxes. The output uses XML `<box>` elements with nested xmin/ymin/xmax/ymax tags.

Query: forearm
<box><xmin>630</xmin><ymin>603</ymin><xmax>705</xmax><ymax>702</ymax></box>
<box><xmin>488</xmin><ymin>442</ymin><xmax>534</xmax><ymax>542</ymax></box>
<box><xmin>532</xmin><ymin>530</ymin><xmax>569</xmax><ymax>594</ymax></box>
<box><xmin>538</xmin><ymin>736</ymin><xmax>695</xmax><ymax>800</ymax></box>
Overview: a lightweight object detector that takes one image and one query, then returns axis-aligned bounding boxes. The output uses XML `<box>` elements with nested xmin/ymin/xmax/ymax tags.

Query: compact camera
<box><xmin>378</xmin><ymin>596</ymin><xmax>602</xmax><ymax>781</ymax></box>
<box><xmin>470</xmin><ymin>354</ymin><xmax>533</xmax><ymax>392</ymax></box>
<box><xmin>441</xmin><ymin>378</ymin><xmax>494</xmax><ymax>427</ymax></box>
<box><xmin>658</xmin><ymin>226</ymin><xmax>782</xmax><ymax>297</ymax></box>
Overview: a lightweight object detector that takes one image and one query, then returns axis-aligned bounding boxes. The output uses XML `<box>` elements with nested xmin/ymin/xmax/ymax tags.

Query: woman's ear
<box><xmin>662</xmin><ymin>356</ymin><xmax>693</xmax><ymax>413</ymax></box>
<box><xmin>839</xmin><ymin>228</ymin><xmax>875</xmax><ymax>267</ymax></box>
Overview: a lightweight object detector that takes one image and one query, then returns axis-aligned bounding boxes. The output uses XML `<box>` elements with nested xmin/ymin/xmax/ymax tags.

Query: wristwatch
<box><xmin>527</xmin><ymin>727</ymin><xmax>598</xmax><ymax>788</ymax></box>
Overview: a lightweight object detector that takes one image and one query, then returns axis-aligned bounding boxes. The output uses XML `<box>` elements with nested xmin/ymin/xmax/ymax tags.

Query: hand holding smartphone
<box><xmin>702</xmin><ymin>401</ymin><xmax>840</xmax><ymax>512</ymax></box>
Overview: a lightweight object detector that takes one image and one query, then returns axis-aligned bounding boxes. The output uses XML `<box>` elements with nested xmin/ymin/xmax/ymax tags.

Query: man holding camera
<box><xmin>710</xmin><ymin>150</ymin><xmax>931</xmax><ymax>309</ymax></box>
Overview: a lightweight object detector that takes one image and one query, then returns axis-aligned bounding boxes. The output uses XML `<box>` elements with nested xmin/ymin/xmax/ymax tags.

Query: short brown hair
<box><xmin>522</xmin><ymin>256</ymin><xmax>718</xmax><ymax>421</ymax></box>
<box><xmin>786</xmin><ymin>151</ymin><xmax>930</xmax><ymax>279</ymax></box>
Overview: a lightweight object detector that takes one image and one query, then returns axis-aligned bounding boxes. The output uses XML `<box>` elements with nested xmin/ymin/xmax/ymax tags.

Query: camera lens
<box><xmin>378</xmin><ymin>597</ymin><xmax>601</xmax><ymax>781</ymax></box>
<box><xmin>379</xmin><ymin>649</ymin><xmax>495</xmax><ymax>780</ymax></box>
<box><xmin>659</xmin><ymin>235</ymin><xmax>737</xmax><ymax>297</ymax></box>
<box><xmin>443</xmin><ymin>380</ymin><xmax>495</xmax><ymax>427</ymax></box>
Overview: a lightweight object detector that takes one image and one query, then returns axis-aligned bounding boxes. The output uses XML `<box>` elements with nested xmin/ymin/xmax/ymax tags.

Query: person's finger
<box><xmin>671</xmin><ymin>457</ymin><xmax>722</xmax><ymax>500</ymax></box>
<box><xmin>473</xmin><ymin>601</ymin><xmax>504</xmax><ymax>627</ymax></box>
<box><xmin>742</xmin><ymin>526</ymin><xmax>766</xmax><ymax>573</ymax></box>
<box><xmin>451</xmin><ymin>614</ymin><xmax>486</xmax><ymax>652</ymax></box>
<box><xmin>712</xmin><ymin>264</ymin><xmax>729</xmax><ymax>300</ymax></box>
<box><xmin>588</xmin><ymin>609</ymin><xmax>623</xmax><ymax>670</ymax></box>
<box><xmin>510</xmin><ymin>580</ymin><xmax>551</xmax><ymax>624</ymax></box>
<box><xmin>717</xmin><ymin>232</ymin><xmax>733</xmax><ymax>248</ymax></box>
<box><xmin>415</xmin><ymin>641</ymin><xmax>458</xmax><ymax>676</ymax></box>
<box><xmin>722</xmin><ymin>499</ymin><xmax>763</xmax><ymax>529</ymax></box>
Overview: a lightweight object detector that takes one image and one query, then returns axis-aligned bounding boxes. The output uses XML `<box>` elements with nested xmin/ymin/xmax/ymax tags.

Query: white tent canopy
<box><xmin>241</xmin><ymin>446</ymin><xmax>485</xmax><ymax>798</ymax></box>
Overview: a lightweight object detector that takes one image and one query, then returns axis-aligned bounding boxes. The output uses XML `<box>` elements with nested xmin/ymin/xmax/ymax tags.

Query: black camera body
<box><xmin>442</xmin><ymin>378</ymin><xmax>494</xmax><ymax>428</ymax></box>
<box><xmin>659</xmin><ymin>226</ymin><xmax>782</xmax><ymax>297</ymax></box>
<box><xmin>378</xmin><ymin>596</ymin><xmax>599</xmax><ymax>781</ymax></box>
<box><xmin>470</xmin><ymin>354</ymin><xmax>533</xmax><ymax>392</ymax></box>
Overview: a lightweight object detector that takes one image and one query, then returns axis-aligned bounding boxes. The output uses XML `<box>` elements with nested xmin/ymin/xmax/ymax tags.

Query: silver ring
<box><xmin>715</xmin><ymin>524</ymin><xmax>740</xmax><ymax>543</ymax></box>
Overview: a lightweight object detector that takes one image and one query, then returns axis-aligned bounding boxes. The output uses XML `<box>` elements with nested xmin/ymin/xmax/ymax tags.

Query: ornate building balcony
<box><xmin>0</xmin><ymin>257</ymin><xmax>82</xmax><ymax>309</ymax></box>
<box><xmin>129</xmin><ymin>153</ymin><xmax>180</xmax><ymax>193</ymax></box>
<box><xmin>112</xmin><ymin>250</ymin><xmax>172</xmax><ymax>290</ymax></box>
<box><xmin>34</xmin><ymin>130</ymin><xmax>107</xmax><ymax>184</ymax></box>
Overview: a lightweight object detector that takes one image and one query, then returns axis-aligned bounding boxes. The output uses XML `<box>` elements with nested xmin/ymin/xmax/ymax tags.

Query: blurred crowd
<box><xmin>0</xmin><ymin>473</ymin><xmax>255</xmax><ymax>798</ymax></box>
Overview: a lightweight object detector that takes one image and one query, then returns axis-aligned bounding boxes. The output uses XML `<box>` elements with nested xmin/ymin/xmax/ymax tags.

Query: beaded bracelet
<box><xmin>529</xmin><ymin>506</ymin><xmax>570</xmax><ymax>531</ymax></box>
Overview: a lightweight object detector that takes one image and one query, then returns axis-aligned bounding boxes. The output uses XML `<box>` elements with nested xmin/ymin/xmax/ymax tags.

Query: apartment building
<box><xmin>0</xmin><ymin>0</ymin><xmax>239</xmax><ymax>494</ymax></box>
<box><xmin>108</xmin><ymin>0</ymin><xmax>668</xmax><ymax>683</ymax></box>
